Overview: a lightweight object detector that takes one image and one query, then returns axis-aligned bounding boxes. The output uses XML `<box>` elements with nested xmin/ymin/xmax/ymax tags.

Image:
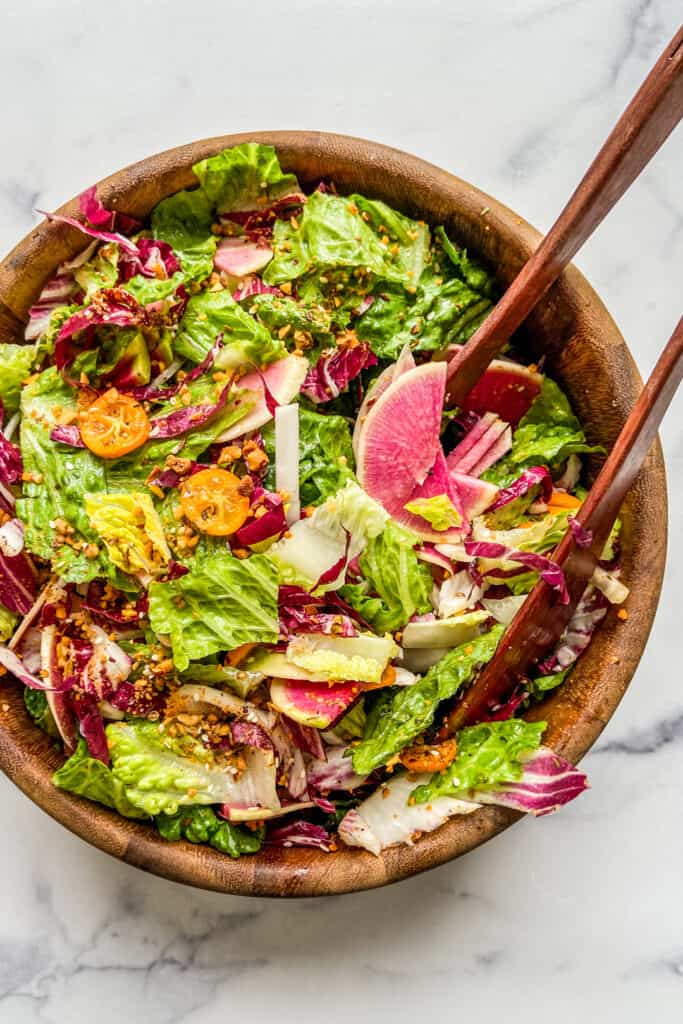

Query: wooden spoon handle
<box><xmin>443</xmin><ymin>314</ymin><xmax>683</xmax><ymax>733</ymax></box>
<box><xmin>445</xmin><ymin>25</ymin><xmax>683</xmax><ymax>406</ymax></box>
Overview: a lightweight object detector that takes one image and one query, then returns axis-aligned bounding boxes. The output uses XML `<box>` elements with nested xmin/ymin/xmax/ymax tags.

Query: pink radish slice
<box><xmin>446</xmin><ymin>412</ymin><xmax>499</xmax><ymax>471</ymax></box>
<box><xmin>468</xmin><ymin>425</ymin><xmax>512</xmax><ymax>477</ymax></box>
<box><xmin>451</xmin><ymin>417</ymin><xmax>509</xmax><ymax>476</ymax></box>
<box><xmin>449</xmin><ymin>472</ymin><xmax>500</xmax><ymax>519</ymax></box>
<box><xmin>357</xmin><ymin>362</ymin><xmax>464</xmax><ymax>542</ymax></box>
<box><xmin>352</xmin><ymin>345</ymin><xmax>415</xmax><ymax>458</ymax></box>
<box><xmin>214</xmin><ymin>237</ymin><xmax>273</xmax><ymax>276</ymax></box>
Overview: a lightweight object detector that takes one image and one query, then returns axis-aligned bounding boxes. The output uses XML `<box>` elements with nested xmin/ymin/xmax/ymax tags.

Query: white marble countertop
<box><xmin>1</xmin><ymin>1</ymin><xmax>682</xmax><ymax>1020</ymax></box>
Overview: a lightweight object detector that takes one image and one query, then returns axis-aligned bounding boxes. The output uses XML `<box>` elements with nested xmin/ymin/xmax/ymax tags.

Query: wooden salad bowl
<box><xmin>0</xmin><ymin>132</ymin><xmax>667</xmax><ymax>897</ymax></box>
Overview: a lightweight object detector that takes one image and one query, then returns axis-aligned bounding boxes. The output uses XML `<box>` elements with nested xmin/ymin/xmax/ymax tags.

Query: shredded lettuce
<box><xmin>412</xmin><ymin>719</ymin><xmax>546</xmax><ymax>803</ymax></box>
<box><xmin>352</xmin><ymin>625</ymin><xmax>504</xmax><ymax>774</ymax></box>
<box><xmin>148</xmin><ymin>549</ymin><xmax>279</xmax><ymax>671</ymax></box>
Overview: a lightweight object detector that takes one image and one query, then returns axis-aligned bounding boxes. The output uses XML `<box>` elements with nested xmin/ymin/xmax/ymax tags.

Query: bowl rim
<box><xmin>0</xmin><ymin>130</ymin><xmax>667</xmax><ymax>897</ymax></box>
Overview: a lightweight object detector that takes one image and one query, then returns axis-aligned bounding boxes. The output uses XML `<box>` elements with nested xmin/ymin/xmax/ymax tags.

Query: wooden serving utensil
<box><xmin>442</xmin><ymin>315</ymin><xmax>683</xmax><ymax>734</ymax></box>
<box><xmin>444</xmin><ymin>24</ymin><xmax>683</xmax><ymax>407</ymax></box>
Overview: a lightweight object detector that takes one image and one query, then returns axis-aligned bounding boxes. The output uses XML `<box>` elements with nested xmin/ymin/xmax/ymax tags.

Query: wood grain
<box><xmin>444</xmin><ymin>316</ymin><xmax>682</xmax><ymax>733</ymax></box>
<box><xmin>444</xmin><ymin>24</ymin><xmax>683</xmax><ymax>406</ymax></box>
<box><xmin>0</xmin><ymin>131</ymin><xmax>668</xmax><ymax>897</ymax></box>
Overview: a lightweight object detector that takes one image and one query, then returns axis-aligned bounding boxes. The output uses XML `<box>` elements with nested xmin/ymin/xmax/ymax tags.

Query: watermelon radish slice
<box><xmin>216</xmin><ymin>354</ymin><xmax>308</xmax><ymax>442</ymax></box>
<box><xmin>460</xmin><ymin>359</ymin><xmax>542</xmax><ymax>425</ymax></box>
<box><xmin>214</xmin><ymin>237</ymin><xmax>273</xmax><ymax>276</ymax></box>
<box><xmin>446</xmin><ymin>412</ymin><xmax>498</xmax><ymax>471</ymax></box>
<box><xmin>447</xmin><ymin>415</ymin><xmax>509</xmax><ymax>476</ymax></box>
<box><xmin>468</xmin><ymin>425</ymin><xmax>512</xmax><ymax>477</ymax></box>
<box><xmin>357</xmin><ymin>362</ymin><xmax>465</xmax><ymax>541</ymax></box>
<box><xmin>270</xmin><ymin>678</ymin><xmax>364</xmax><ymax>729</ymax></box>
<box><xmin>352</xmin><ymin>344</ymin><xmax>415</xmax><ymax>459</ymax></box>
<box><xmin>449</xmin><ymin>472</ymin><xmax>500</xmax><ymax>519</ymax></box>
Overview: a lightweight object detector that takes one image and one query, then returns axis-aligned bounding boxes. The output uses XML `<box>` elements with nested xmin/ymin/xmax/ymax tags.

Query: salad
<box><xmin>0</xmin><ymin>144</ymin><xmax>629</xmax><ymax>858</ymax></box>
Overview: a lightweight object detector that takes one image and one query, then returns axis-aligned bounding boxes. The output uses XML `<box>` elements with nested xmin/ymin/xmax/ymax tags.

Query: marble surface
<box><xmin>1</xmin><ymin>1</ymin><xmax>682</xmax><ymax>1019</ymax></box>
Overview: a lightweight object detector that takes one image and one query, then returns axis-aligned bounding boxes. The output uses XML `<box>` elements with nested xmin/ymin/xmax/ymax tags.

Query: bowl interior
<box><xmin>0</xmin><ymin>132</ymin><xmax>667</xmax><ymax>896</ymax></box>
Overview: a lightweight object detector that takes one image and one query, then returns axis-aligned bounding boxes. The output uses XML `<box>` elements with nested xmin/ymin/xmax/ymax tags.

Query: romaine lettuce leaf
<box><xmin>193</xmin><ymin>143</ymin><xmax>299</xmax><ymax>213</ymax></box>
<box><xmin>53</xmin><ymin>739</ymin><xmax>147</xmax><ymax>818</ymax></box>
<box><xmin>404</xmin><ymin>493</ymin><xmax>461</xmax><ymax>530</ymax></box>
<box><xmin>85</xmin><ymin>492</ymin><xmax>171</xmax><ymax>578</ymax></box>
<box><xmin>155</xmin><ymin>805</ymin><xmax>264</xmax><ymax>857</ymax></box>
<box><xmin>107</xmin><ymin>719</ymin><xmax>279</xmax><ymax>816</ymax></box>
<box><xmin>74</xmin><ymin>244</ymin><xmax>119</xmax><ymax>298</ymax></box>
<box><xmin>174</xmin><ymin>288</ymin><xmax>285</xmax><ymax>367</ymax></box>
<box><xmin>340</xmin><ymin>522</ymin><xmax>432</xmax><ymax>633</ymax></box>
<box><xmin>262</xmin><ymin>407</ymin><xmax>356</xmax><ymax>507</ymax></box>
<box><xmin>150</xmin><ymin>188</ymin><xmax>216</xmax><ymax>283</ymax></box>
<box><xmin>148</xmin><ymin>549</ymin><xmax>279</xmax><ymax>670</ymax></box>
<box><xmin>16</xmin><ymin>368</ymin><xmax>113</xmax><ymax>583</ymax></box>
<box><xmin>267</xmin><ymin>480</ymin><xmax>388</xmax><ymax>590</ymax></box>
<box><xmin>352</xmin><ymin>625</ymin><xmax>504</xmax><ymax>774</ymax></box>
<box><xmin>123</xmin><ymin>272</ymin><xmax>185</xmax><ymax>306</ymax></box>
<box><xmin>263</xmin><ymin>191</ymin><xmax>429</xmax><ymax>288</ymax></box>
<box><xmin>0</xmin><ymin>343</ymin><xmax>37</xmax><ymax>416</ymax></box>
<box><xmin>245</xmin><ymin>293</ymin><xmax>335</xmax><ymax>350</ymax></box>
<box><xmin>411</xmin><ymin>719</ymin><xmax>546</xmax><ymax>803</ymax></box>
<box><xmin>354</xmin><ymin>262</ymin><xmax>494</xmax><ymax>361</ymax></box>
<box><xmin>23</xmin><ymin>688</ymin><xmax>59</xmax><ymax>738</ymax></box>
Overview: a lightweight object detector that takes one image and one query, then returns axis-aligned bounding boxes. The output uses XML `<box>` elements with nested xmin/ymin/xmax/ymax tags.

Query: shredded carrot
<box><xmin>547</xmin><ymin>490</ymin><xmax>582</xmax><ymax>510</ymax></box>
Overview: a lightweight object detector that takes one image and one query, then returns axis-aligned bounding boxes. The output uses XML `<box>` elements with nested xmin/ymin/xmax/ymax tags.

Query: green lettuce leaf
<box><xmin>148</xmin><ymin>549</ymin><xmax>279</xmax><ymax>670</ymax></box>
<box><xmin>174</xmin><ymin>288</ymin><xmax>285</xmax><ymax>367</ymax></box>
<box><xmin>150</xmin><ymin>188</ymin><xmax>216</xmax><ymax>283</ymax></box>
<box><xmin>262</xmin><ymin>407</ymin><xmax>355</xmax><ymax>507</ymax></box>
<box><xmin>483</xmin><ymin>378</ymin><xmax>603</xmax><ymax>486</ymax></box>
<box><xmin>355</xmin><ymin>263</ymin><xmax>493</xmax><ymax>361</ymax></box>
<box><xmin>16</xmin><ymin>368</ymin><xmax>113</xmax><ymax>583</ymax></box>
<box><xmin>53</xmin><ymin>739</ymin><xmax>147</xmax><ymax>818</ymax></box>
<box><xmin>85</xmin><ymin>491</ymin><xmax>171</xmax><ymax>578</ymax></box>
<box><xmin>0</xmin><ymin>342</ymin><xmax>37</xmax><ymax>416</ymax></box>
<box><xmin>340</xmin><ymin>522</ymin><xmax>432</xmax><ymax>633</ymax></box>
<box><xmin>107</xmin><ymin>719</ymin><xmax>277</xmax><ymax>816</ymax></box>
<box><xmin>412</xmin><ymin>719</ymin><xmax>546</xmax><ymax>804</ymax></box>
<box><xmin>244</xmin><ymin>293</ymin><xmax>335</xmax><ymax>350</ymax></box>
<box><xmin>352</xmin><ymin>625</ymin><xmax>505</xmax><ymax>774</ymax></box>
<box><xmin>123</xmin><ymin>272</ymin><xmax>185</xmax><ymax>306</ymax></box>
<box><xmin>23</xmin><ymin>688</ymin><xmax>59</xmax><ymax>738</ymax></box>
<box><xmin>435</xmin><ymin>226</ymin><xmax>496</xmax><ymax>296</ymax></box>
<box><xmin>404</xmin><ymin>493</ymin><xmax>461</xmax><ymax>530</ymax></box>
<box><xmin>193</xmin><ymin>142</ymin><xmax>300</xmax><ymax>213</ymax></box>
<box><xmin>263</xmin><ymin>191</ymin><xmax>429</xmax><ymax>288</ymax></box>
<box><xmin>0</xmin><ymin>606</ymin><xmax>17</xmax><ymax>642</ymax></box>
<box><xmin>155</xmin><ymin>805</ymin><xmax>264</xmax><ymax>857</ymax></box>
<box><xmin>74</xmin><ymin>243</ymin><xmax>119</xmax><ymax>298</ymax></box>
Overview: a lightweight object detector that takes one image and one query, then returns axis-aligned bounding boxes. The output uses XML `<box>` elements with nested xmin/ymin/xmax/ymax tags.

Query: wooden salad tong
<box><xmin>444</xmin><ymin>24</ymin><xmax>683</xmax><ymax>406</ymax></box>
<box><xmin>443</xmin><ymin>316</ymin><xmax>683</xmax><ymax>733</ymax></box>
<box><xmin>438</xmin><ymin>26</ymin><xmax>683</xmax><ymax>731</ymax></box>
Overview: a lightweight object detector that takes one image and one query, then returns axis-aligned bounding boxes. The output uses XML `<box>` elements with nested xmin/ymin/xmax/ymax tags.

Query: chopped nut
<box><xmin>83</xmin><ymin>543</ymin><xmax>99</xmax><ymax>560</ymax></box>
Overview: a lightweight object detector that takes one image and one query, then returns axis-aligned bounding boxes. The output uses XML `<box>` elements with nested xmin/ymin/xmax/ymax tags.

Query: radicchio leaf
<box><xmin>464</xmin><ymin>540</ymin><xmax>569</xmax><ymax>604</ymax></box>
<box><xmin>472</xmin><ymin>746</ymin><xmax>589</xmax><ymax>816</ymax></box>
<box><xmin>301</xmin><ymin>342</ymin><xmax>378</xmax><ymax>404</ymax></box>
<box><xmin>118</xmin><ymin>237</ymin><xmax>180</xmax><ymax>281</ymax></box>
<box><xmin>568</xmin><ymin>516</ymin><xmax>593</xmax><ymax>548</ymax></box>
<box><xmin>486</xmin><ymin>466</ymin><xmax>553</xmax><ymax>511</ymax></box>
<box><xmin>265</xmin><ymin>820</ymin><xmax>332</xmax><ymax>851</ymax></box>
<box><xmin>68</xmin><ymin>690</ymin><xmax>109</xmax><ymax>763</ymax></box>
<box><xmin>235</xmin><ymin>490</ymin><xmax>287</xmax><ymax>547</ymax></box>
<box><xmin>0</xmin><ymin>519</ymin><xmax>37</xmax><ymax>615</ymax></box>
<box><xmin>148</xmin><ymin>375</ymin><xmax>237</xmax><ymax>439</ymax></box>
